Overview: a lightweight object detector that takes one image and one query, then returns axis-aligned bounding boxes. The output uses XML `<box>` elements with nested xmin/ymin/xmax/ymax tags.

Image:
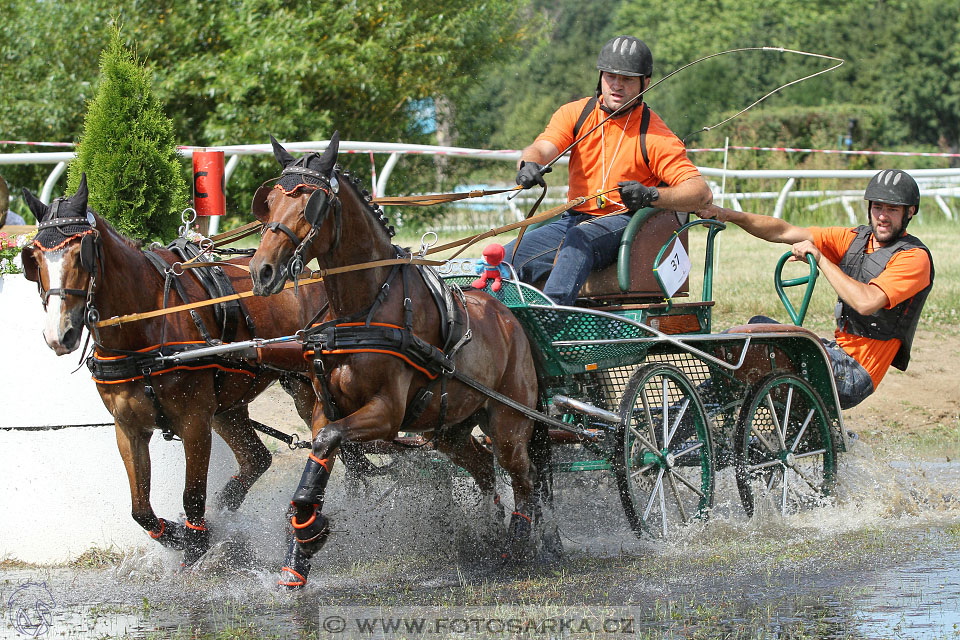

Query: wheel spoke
<box><xmin>748</xmin><ymin>458</ymin><xmax>786</xmax><ymax>473</ymax></box>
<box><xmin>750</xmin><ymin>424</ymin><xmax>780</xmax><ymax>456</ymax></box>
<box><xmin>780</xmin><ymin>386</ymin><xmax>794</xmax><ymax>447</ymax></box>
<box><xmin>661</xmin><ymin>378</ymin><xmax>669</xmax><ymax>446</ymax></box>
<box><xmin>643</xmin><ymin>469</ymin><xmax>665</xmax><ymax>521</ymax></box>
<box><xmin>794</xmin><ymin>448</ymin><xmax>826</xmax><ymax>460</ymax></box>
<box><xmin>767</xmin><ymin>467</ymin><xmax>781</xmax><ymax>492</ymax></box>
<box><xmin>659</xmin><ymin>476</ymin><xmax>668</xmax><ymax>537</ymax></box>
<box><xmin>675</xmin><ymin>441</ymin><xmax>703</xmax><ymax>457</ymax></box>
<box><xmin>628</xmin><ymin>425</ymin><xmax>659</xmax><ymax>455</ymax></box>
<box><xmin>765</xmin><ymin>392</ymin><xmax>787</xmax><ymax>450</ymax></box>
<box><xmin>667</xmin><ymin>472</ymin><xmax>690</xmax><ymax>524</ymax></box>
<box><xmin>630</xmin><ymin>463</ymin><xmax>656</xmax><ymax>480</ymax></box>
<box><xmin>781</xmin><ymin>469</ymin><xmax>789</xmax><ymax>514</ymax></box>
<box><xmin>671</xmin><ymin>468</ymin><xmax>706</xmax><ymax>498</ymax></box>
<box><xmin>667</xmin><ymin>398</ymin><xmax>690</xmax><ymax>447</ymax></box>
<box><xmin>790</xmin><ymin>465</ymin><xmax>823</xmax><ymax>493</ymax></box>
<box><xmin>789</xmin><ymin>410</ymin><xmax>815</xmax><ymax>453</ymax></box>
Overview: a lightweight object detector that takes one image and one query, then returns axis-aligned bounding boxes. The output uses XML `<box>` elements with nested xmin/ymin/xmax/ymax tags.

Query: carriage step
<box><xmin>552</xmin><ymin>395</ymin><xmax>621</xmax><ymax>425</ymax></box>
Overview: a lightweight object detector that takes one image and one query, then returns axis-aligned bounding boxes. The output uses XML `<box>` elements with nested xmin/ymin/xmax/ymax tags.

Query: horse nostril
<box><xmin>62</xmin><ymin>327</ymin><xmax>79</xmax><ymax>347</ymax></box>
<box><xmin>260</xmin><ymin>264</ymin><xmax>274</xmax><ymax>284</ymax></box>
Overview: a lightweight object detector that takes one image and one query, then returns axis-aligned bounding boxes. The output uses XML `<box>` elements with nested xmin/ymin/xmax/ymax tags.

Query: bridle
<box><xmin>31</xmin><ymin>202</ymin><xmax>103</xmax><ymax>332</ymax></box>
<box><xmin>253</xmin><ymin>160</ymin><xmax>342</xmax><ymax>283</ymax></box>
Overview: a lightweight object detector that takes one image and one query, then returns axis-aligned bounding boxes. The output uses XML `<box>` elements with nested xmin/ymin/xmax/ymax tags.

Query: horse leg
<box><xmin>486</xmin><ymin>407</ymin><xmax>539</xmax><ymax>559</ymax></box>
<box><xmin>279</xmin><ymin>407</ymin><xmax>339</xmax><ymax>589</ymax></box>
<box><xmin>212</xmin><ymin>406</ymin><xmax>272</xmax><ymax>512</ymax></box>
<box><xmin>179</xmin><ymin>412</ymin><xmax>213</xmax><ymax>566</ymax></box>
<box><xmin>114</xmin><ymin>422</ymin><xmax>186</xmax><ymax>550</ymax></box>
<box><xmin>433</xmin><ymin>412</ymin><xmax>503</xmax><ymax>521</ymax></box>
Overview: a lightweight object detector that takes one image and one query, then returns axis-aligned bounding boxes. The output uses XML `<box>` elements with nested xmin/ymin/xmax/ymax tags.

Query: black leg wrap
<box><xmin>216</xmin><ymin>476</ymin><xmax>251</xmax><ymax>512</ymax></box>
<box><xmin>182</xmin><ymin>521</ymin><xmax>210</xmax><ymax>566</ymax></box>
<box><xmin>149</xmin><ymin>518</ymin><xmax>186</xmax><ymax>550</ymax></box>
<box><xmin>292</xmin><ymin>456</ymin><xmax>331</xmax><ymax>506</ymax></box>
<box><xmin>507</xmin><ymin>507</ymin><xmax>537</xmax><ymax>560</ymax></box>
<box><xmin>292</xmin><ymin>504</ymin><xmax>331</xmax><ymax>556</ymax></box>
<box><xmin>279</xmin><ymin>536</ymin><xmax>313</xmax><ymax>590</ymax></box>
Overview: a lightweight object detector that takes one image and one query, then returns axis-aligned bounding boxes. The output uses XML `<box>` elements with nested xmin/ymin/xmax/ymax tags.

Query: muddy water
<box><xmin>3</xmin><ymin>438</ymin><xmax>960</xmax><ymax>639</ymax></box>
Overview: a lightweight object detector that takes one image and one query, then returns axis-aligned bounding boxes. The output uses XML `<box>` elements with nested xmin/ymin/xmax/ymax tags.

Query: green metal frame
<box><xmin>774</xmin><ymin>251</ymin><xmax>819</xmax><ymax>326</ymax></box>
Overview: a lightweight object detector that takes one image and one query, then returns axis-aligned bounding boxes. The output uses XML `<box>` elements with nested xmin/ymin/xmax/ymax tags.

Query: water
<box><xmin>2</xmin><ymin>439</ymin><xmax>960</xmax><ymax>639</ymax></box>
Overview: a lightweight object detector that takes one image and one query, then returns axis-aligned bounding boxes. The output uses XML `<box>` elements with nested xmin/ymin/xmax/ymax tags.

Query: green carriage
<box><xmin>441</xmin><ymin>208</ymin><xmax>847</xmax><ymax>538</ymax></box>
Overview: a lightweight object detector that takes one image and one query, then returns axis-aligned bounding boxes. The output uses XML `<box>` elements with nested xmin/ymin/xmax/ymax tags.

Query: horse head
<box><xmin>250</xmin><ymin>133</ymin><xmax>342</xmax><ymax>296</ymax></box>
<box><xmin>20</xmin><ymin>174</ymin><xmax>102</xmax><ymax>355</ymax></box>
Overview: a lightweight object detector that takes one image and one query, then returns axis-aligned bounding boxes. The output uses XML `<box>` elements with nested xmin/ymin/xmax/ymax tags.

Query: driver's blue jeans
<box><xmin>502</xmin><ymin>212</ymin><xmax>632</xmax><ymax>305</ymax></box>
<box><xmin>744</xmin><ymin>315</ymin><xmax>874</xmax><ymax>409</ymax></box>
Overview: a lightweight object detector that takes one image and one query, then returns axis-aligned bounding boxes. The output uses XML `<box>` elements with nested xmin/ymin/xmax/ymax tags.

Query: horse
<box><xmin>19</xmin><ymin>175</ymin><xmax>325</xmax><ymax>566</ymax></box>
<box><xmin>248</xmin><ymin>134</ymin><xmax>549</xmax><ymax>588</ymax></box>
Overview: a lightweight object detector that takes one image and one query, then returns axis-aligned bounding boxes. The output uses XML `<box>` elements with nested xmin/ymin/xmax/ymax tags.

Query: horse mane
<box><xmin>91</xmin><ymin>211</ymin><xmax>145</xmax><ymax>251</ymax></box>
<box><xmin>336</xmin><ymin>168</ymin><xmax>396</xmax><ymax>239</ymax></box>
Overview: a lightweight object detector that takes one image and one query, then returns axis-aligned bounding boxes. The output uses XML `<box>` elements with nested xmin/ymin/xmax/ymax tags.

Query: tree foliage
<box><xmin>1</xmin><ymin>0</ymin><xmax>958</xmax><ymax>227</ymax></box>
<box><xmin>68</xmin><ymin>28</ymin><xmax>187</xmax><ymax>241</ymax></box>
<box><xmin>0</xmin><ymin>0</ymin><xmax>528</xmax><ymax>223</ymax></box>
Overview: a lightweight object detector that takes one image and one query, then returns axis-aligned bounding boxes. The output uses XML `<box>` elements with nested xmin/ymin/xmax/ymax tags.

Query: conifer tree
<box><xmin>68</xmin><ymin>27</ymin><xmax>186</xmax><ymax>241</ymax></box>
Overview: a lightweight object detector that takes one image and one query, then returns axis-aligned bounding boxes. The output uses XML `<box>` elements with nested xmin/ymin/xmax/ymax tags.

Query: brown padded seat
<box><xmin>579</xmin><ymin>210</ymin><xmax>690</xmax><ymax>302</ymax></box>
<box><xmin>724</xmin><ymin>323</ymin><xmax>822</xmax><ymax>341</ymax></box>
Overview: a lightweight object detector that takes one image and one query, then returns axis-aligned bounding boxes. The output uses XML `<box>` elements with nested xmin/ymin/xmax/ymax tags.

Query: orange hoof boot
<box><xmin>292</xmin><ymin>507</ymin><xmax>330</xmax><ymax>556</ymax></box>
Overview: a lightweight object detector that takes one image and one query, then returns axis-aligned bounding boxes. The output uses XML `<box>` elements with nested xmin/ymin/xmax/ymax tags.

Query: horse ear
<box><xmin>20</xmin><ymin>245</ymin><xmax>39</xmax><ymax>283</ymax></box>
<box><xmin>74</xmin><ymin>173</ymin><xmax>88</xmax><ymax>208</ymax></box>
<box><xmin>21</xmin><ymin>188</ymin><xmax>49</xmax><ymax>222</ymax></box>
<box><xmin>316</xmin><ymin>131</ymin><xmax>340</xmax><ymax>177</ymax></box>
<box><xmin>269</xmin><ymin>135</ymin><xmax>296</xmax><ymax>168</ymax></box>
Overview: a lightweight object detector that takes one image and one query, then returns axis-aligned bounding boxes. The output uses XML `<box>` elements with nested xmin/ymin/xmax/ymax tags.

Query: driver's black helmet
<box><xmin>864</xmin><ymin>169</ymin><xmax>920</xmax><ymax>216</ymax></box>
<box><xmin>596</xmin><ymin>36</ymin><xmax>653</xmax><ymax>77</ymax></box>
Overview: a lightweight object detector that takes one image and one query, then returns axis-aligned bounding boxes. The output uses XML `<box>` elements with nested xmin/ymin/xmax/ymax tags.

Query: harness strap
<box><xmin>264</xmin><ymin>221</ymin><xmax>303</xmax><ymax>249</ymax></box>
<box><xmin>450</xmin><ymin>370</ymin><xmax>584</xmax><ymax>435</ymax></box>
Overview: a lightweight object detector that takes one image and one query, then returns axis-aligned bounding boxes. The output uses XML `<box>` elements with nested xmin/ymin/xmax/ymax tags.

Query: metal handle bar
<box><xmin>774</xmin><ymin>251</ymin><xmax>819</xmax><ymax>326</ymax></box>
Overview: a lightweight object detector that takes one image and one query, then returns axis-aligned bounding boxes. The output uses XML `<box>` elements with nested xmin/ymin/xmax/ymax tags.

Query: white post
<box><xmin>720</xmin><ymin>137</ymin><xmax>729</xmax><ymax>206</ymax></box>
<box><xmin>376</xmin><ymin>152</ymin><xmax>401</xmax><ymax>198</ymax></box>
<box><xmin>40</xmin><ymin>162</ymin><xmax>68</xmax><ymax>203</ymax></box>
<box><xmin>773</xmin><ymin>178</ymin><xmax>796</xmax><ymax>219</ymax></box>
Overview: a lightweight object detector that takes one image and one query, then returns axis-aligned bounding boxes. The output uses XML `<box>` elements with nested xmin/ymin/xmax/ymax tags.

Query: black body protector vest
<box><xmin>835</xmin><ymin>225</ymin><xmax>934</xmax><ymax>371</ymax></box>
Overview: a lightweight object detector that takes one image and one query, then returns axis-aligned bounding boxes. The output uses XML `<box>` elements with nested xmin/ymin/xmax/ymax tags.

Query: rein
<box><xmin>92</xmin><ymin>188</ymin><xmax>611</xmax><ymax>329</ymax></box>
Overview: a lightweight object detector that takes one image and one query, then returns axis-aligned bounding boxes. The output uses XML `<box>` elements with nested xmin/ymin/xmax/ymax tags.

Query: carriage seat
<box><xmin>723</xmin><ymin>323</ymin><xmax>822</xmax><ymax>341</ymax></box>
<box><xmin>577</xmin><ymin>208</ymin><xmax>691</xmax><ymax>304</ymax></box>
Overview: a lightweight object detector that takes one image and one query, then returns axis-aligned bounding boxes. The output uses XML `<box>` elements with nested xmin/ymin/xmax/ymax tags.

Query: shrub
<box><xmin>68</xmin><ymin>27</ymin><xmax>187</xmax><ymax>242</ymax></box>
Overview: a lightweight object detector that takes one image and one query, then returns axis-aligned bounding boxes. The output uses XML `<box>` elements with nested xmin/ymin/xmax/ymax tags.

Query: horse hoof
<box><xmin>293</xmin><ymin>512</ymin><xmax>331</xmax><ymax>556</ymax></box>
<box><xmin>182</xmin><ymin>520</ymin><xmax>210</xmax><ymax>566</ymax></box>
<box><xmin>278</xmin><ymin>565</ymin><xmax>310</xmax><ymax>590</ymax></box>
<box><xmin>149</xmin><ymin>518</ymin><xmax>186</xmax><ymax>550</ymax></box>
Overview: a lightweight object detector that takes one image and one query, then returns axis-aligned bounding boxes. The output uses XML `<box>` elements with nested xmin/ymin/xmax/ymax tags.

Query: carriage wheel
<box><xmin>734</xmin><ymin>373</ymin><xmax>838</xmax><ymax>517</ymax></box>
<box><xmin>614</xmin><ymin>364</ymin><xmax>715</xmax><ymax>538</ymax></box>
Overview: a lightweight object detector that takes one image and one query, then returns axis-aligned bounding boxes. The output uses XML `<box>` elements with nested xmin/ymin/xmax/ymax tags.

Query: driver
<box><xmin>503</xmin><ymin>35</ymin><xmax>712</xmax><ymax>305</ymax></box>
<box><xmin>697</xmin><ymin>169</ymin><xmax>934</xmax><ymax>409</ymax></box>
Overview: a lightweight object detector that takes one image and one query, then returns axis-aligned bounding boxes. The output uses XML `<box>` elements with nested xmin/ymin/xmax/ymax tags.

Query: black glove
<box><xmin>516</xmin><ymin>161</ymin><xmax>551</xmax><ymax>189</ymax></box>
<box><xmin>618</xmin><ymin>181</ymin><xmax>660</xmax><ymax>210</ymax></box>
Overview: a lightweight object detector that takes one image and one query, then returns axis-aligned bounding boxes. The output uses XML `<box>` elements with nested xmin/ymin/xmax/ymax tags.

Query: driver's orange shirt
<box><xmin>536</xmin><ymin>98</ymin><xmax>700</xmax><ymax>216</ymax></box>
<box><xmin>810</xmin><ymin>226</ymin><xmax>932</xmax><ymax>388</ymax></box>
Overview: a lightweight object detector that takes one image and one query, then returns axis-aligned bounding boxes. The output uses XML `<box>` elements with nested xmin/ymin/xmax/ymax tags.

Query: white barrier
<box><xmin>2</xmin><ymin>140</ymin><xmax>958</xmax><ymax>222</ymax></box>
<box><xmin>0</xmin><ymin>276</ymin><xmax>234</xmax><ymax>563</ymax></box>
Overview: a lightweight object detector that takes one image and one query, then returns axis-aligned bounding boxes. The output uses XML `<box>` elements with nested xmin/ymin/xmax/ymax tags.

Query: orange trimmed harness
<box><xmin>303</xmin><ymin>258</ymin><xmax>470</xmax><ymax>435</ymax></box>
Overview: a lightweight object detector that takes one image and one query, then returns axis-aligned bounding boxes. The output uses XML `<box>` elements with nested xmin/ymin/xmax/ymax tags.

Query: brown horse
<box><xmin>249</xmin><ymin>135</ymin><xmax>547</xmax><ymax>588</ymax></box>
<box><xmin>19</xmin><ymin>176</ymin><xmax>323</xmax><ymax>565</ymax></box>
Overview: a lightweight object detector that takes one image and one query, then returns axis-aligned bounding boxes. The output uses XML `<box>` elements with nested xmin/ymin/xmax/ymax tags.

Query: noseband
<box><xmin>254</xmin><ymin>162</ymin><xmax>342</xmax><ymax>281</ymax></box>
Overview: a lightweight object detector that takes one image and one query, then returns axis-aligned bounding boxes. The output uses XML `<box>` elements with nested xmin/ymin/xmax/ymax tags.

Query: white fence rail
<box><xmin>2</xmin><ymin>141</ymin><xmax>959</xmax><ymax>228</ymax></box>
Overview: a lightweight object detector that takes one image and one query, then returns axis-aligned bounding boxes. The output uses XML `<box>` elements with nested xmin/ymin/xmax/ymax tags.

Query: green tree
<box><xmin>68</xmin><ymin>27</ymin><xmax>187</xmax><ymax>241</ymax></box>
